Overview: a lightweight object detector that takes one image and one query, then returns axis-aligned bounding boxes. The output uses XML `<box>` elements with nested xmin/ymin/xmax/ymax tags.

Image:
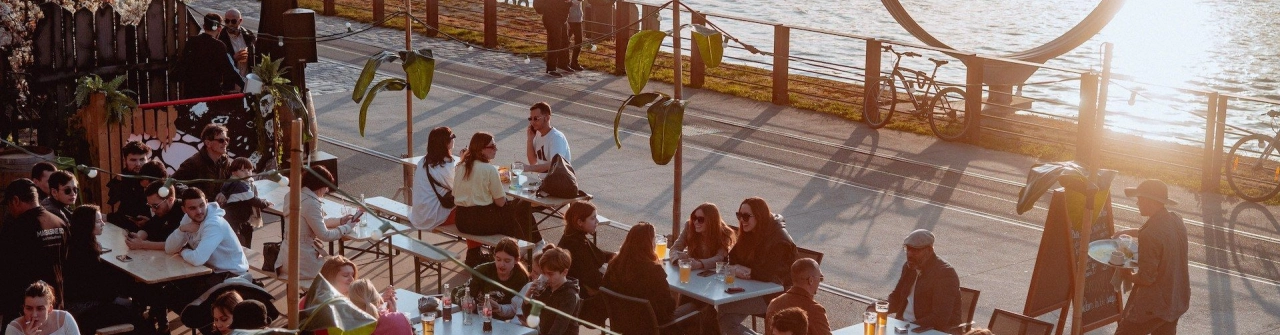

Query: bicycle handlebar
<box><xmin>1266</xmin><ymin>110</ymin><xmax>1280</xmax><ymax>118</ymax></box>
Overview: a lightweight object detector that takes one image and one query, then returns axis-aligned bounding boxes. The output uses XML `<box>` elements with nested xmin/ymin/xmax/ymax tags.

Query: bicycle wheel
<box><xmin>927</xmin><ymin>87</ymin><xmax>970</xmax><ymax>141</ymax></box>
<box><xmin>865</xmin><ymin>77</ymin><xmax>897</xmax><ymax>129</ymax></box>
<box><xmin>1226</xmin><ymin>134</ymin><xmax>1280</xmax><ymax>202</ymax></box>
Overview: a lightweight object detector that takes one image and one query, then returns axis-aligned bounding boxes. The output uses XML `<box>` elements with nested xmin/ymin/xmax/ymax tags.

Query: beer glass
<box><xmin>678</xmin><ymin>259</ymin><xmax>692</xmax><ymax>284</ymax></box>
<box><xmin>875</xmin><ymin>300</ymin><xmax>889</xmax><ymax>329</ymax></box>
<box><xmin>864</xmin><ymin>311</ymin><xmax>877</xmax><ymax>335</ymax></box>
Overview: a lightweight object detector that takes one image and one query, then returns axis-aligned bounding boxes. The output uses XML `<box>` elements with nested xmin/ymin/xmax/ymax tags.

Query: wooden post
<box><xmin>286</xmin><ymin>119</ymin><xmax>303</xmax><ymax>328</ymax></box>
<box><xmin>426</xmin><ymin>0</ymin><xmax>439</xmax><ymax>37</ymax></box>
<box><xmin>1071</xmin><ymin>199</ymin><xmax>1095</xmax><ymax>335</ymax></box>
<box><xmin>688</xmin><ymin>11</ymin><xmax>706</xmax><ymax>88</ymax></box>
<box><xmin>1077</xmin><ymin>73</ymin><xmax>1100</xmax><ymax>170</ymax></box>
<box><xmin>772</xmin><ymin>24</ymin><xmax>790</xmax><ymax>105</ymax></box>
<box><xmin>483</xmin><ymin>0</ymin><xmax>497</xmax><ymax>48</ymax></box>
<box><xmin>863</xmin><ymin>39</ymin><xmax>882</xmax><ymax>117</ymax></box>
<box><xmin>372</xmin><ymin>0</ymin><xmax>385</xmax><ymax>26</ymax></box>
<box><xmin>1213</xmin><ymin>96</ymin><xmax>1228</xmax><ymax>189</ymax></box>
<box><xmin>1201</xmin><ymin>93</ymin><xmax>1219</xmax><ymax>192</ymax></box>
<box><xmin>613</xmin><ymin>2</ymin><xmax>634</xmax><ymax>75</ymax></box>
<box><xmin>323</xmin><ymin>0</ymin><xmax>334</xmax><ymax>16</ymax></box>
<box><xmin>965</xmin><ymin>55</ymin><xmax>984</xmax><ymax>141</ymax></box>
<box><xmin>672</xmin><ymin>0</ymin><xmax>683</xmax><ymax>239</ymax></box>
<box><xmin>404</xmin><ymin>0</ymin><xmax>414</xmax><ymax>205</ymax></box>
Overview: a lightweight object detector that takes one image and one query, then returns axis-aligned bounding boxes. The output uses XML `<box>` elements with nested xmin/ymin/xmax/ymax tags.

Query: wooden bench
<box><xmin>96</xmin><ymin>324</ymin><xmax>133</xmax><ymax>335</ymax></box>
<box><xmin>386</xmin><ymin>235</ymin><xmax>457</xmax><ymax>294</ymax></box>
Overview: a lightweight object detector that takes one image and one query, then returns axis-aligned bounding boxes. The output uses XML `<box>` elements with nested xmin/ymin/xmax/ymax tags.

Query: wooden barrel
<box><xmin>0</xmin><ymin>146</ymin><xmax>56</xmax><ymax>186</ymax></box>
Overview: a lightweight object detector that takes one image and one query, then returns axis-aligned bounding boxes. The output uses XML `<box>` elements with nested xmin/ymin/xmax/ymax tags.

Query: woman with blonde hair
<box><xmin>672</xmin><ymin>202</ymin><xmax>735</xmax><ymax>270</ymax></box>
<box><xmin>453</xmin><ymin>132</ymin><xmax>537</xmax><ymax>265</ymax></box>
<box><xmin>347</xmin><ymin>279</ymin><xmax>411</xmax><ymax>335</ymax></box>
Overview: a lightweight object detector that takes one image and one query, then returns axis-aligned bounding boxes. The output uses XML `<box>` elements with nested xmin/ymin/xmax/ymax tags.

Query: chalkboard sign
<box><xmin>1023</xmin><ymin>191</ymin><xmax>1124</xmax><ymax>333</ymax></box>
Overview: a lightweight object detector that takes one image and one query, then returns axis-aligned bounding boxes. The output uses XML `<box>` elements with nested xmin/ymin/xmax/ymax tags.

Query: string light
<box><xmin>278</xmin><ymin>39</ymin><xmax>284</xmax><ymax>47</ymax></box>
<box><xmin>590</xmin><ymin>43</ymin><xmax>598</xmax><ymax>51</ymax></box>
<box><xmin>346</xmin><ymin>22</ymin><xmax>352</xmax><ymax>32</ymax></box>
<box><xmin>524</xmin><ymin>55</ymin><xmax>531</xmax><ymax>64</ymax></box>
<box><xmin>157</xmin><ymin>179</ymin><xmax>174</xmax><ymax>198</ymax></box>
<box><xmin>526</xmin><ymin>302</ymin><xmax>543</xmax><ymax>328</ymax></box>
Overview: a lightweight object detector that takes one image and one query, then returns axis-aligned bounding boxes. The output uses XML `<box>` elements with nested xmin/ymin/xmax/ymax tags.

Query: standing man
<box><xmin>0</xmin><ymin>179</ymin><xmax>68</xmax><ymax>324</ymax></box>
<box><xmin>30</xmin><ymin>162</ymin><xmax>57</xmax><ymax>201</ymax></box>
<box><xmin>887</xmin><ymin>229</ymin><xmax>961</xmax><ymax>333</ymax></box>
<box><xmin>1113</xmin><ymin>179</ymin><xmax>1189</xmax><ymax>335</ymax></box>
<box><xmin>107</xmin><ymin>141</ymin><xmax>152</xmax><ymax>227</ymax></box>
<box><xmin>218</xmin><ymin>8</ymin><xmax>257</xmax><ymax>82</ymax></box>
<box><xmin>524</xmin><ymin>102</ymin><xmax>572</xmax><ymax>173</ymax></box>
<box><xmin>566</xmin><ymin>0</ymin><xmax>585</xmax><ymax>71</ymax></box>
<box><xmin>177</xmin><ymin>13</ymin><xmax>244</xmax><ymax>98</ymax></box>
<box><xmin>173</xmin><ymin>124</ymin><xmax>232</xmax><ymax>202</ymax></box>
<box><xmin>534</xmin><ymin>0</ymin><xmax>571</xmax><ymax>77</ymax></box>
<box><xmin>765</xmin><ymin>258</ymin><xmax>831</xmax><ymax>335</ymax></box>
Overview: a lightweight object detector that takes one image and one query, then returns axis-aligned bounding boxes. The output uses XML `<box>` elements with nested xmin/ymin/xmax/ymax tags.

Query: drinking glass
<box><xmin>678</xmin><ymin>259</ymin><xmax>692</xmax><ymax>284</ymax></box>
<box><xmin>421</xmin><ymin>311</ymin><xmax>436</xmax><ymax>335</ymax></box>
<box><xmin>863</xmin><ymin>311</ymin><xmax>877</xmax><ymax>335</ymax></box>
<box><xmin>875</xmin><ymin>300</ymin><xmax>889</xmax><ymax>329</ymax></box>
<box><xmin>715</xmin><ymin>261</ymin><xmax>727</xmax><ymax>280</ymax></box>
<box><xmin>512</xmin><ymin>162</ymin><xmax>524</xmax><ymax>178</ymax></box>
<box><xmin>655</xmin><ymin>235</ymin><xmax>668</xmax><ymax>261</ymax></box>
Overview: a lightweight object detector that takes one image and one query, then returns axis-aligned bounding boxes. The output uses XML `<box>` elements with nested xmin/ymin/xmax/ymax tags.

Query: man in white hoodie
<box><xmin>164</xmin><ymin>188</ymin><xmax>250</xmax><ymax>319</ymax></box>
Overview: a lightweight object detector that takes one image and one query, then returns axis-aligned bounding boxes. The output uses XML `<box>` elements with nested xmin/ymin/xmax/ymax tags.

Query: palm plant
<box><xmin>350</xmin><ymin>48</ymin><xmax>435</xmax><ymax>136</ymax></box>
<box><xmin>248</xmin><ymin>55</ymin><xmax>311</xmax><ymax>160</ymax></box>
<box><xmin>73</xmin><ymin>74</ymin><xmax>136</xmax><ymax>124</ymax></box>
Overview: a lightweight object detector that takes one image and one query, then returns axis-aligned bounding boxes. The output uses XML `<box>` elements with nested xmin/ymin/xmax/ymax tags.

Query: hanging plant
<box><xmin>351</xmin><ymin>48</ymin><xmax>436</xmax><ymax>136</ymax></box>
<box><xmin>73</xmin><ymin>74</ymin><xmax>136</xmax><ymax>124</ymax></box>
<box><xmin>248</xmin><ymin>55</ymin><xmax>311</xmax><ymax>163</ymax></box>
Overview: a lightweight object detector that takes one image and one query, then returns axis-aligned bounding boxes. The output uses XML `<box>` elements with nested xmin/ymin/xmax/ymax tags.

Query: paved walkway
<box><xmin>190</xmin><ymin>1</ymin><xmax>1280</xmax><ymax>333</ymax></box>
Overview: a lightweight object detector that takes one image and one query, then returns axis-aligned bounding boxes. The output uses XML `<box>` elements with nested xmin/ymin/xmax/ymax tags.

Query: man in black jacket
<box><xmin>887</xmin><ymin>229</ymin><xmax>961</xmax><ymax>332</ymax></box>
<box><xmin>173</xmin><ymin>124</ymin><xmax>232</xmax><ymax>201</ymax></box>
<box><xmin>218</xmin><ymin>8</ymin><xmax>257</xmax><ymax>82</ymax></box>
<box><xmin>534</xmin><ymin>0</ymin><xmax>571</xmax><ymax>77</ymax></box>
<box><xmin>0</xmin><ymin>179</ymin><xmax>68</xmax><ymax>325</ymax></box>
<box><xmin>178</xmin><ymin>13</ymin><xmax>244</xmax><ymax>98</ymax></box>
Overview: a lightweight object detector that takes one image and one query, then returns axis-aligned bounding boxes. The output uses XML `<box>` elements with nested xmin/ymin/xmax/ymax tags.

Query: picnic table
<box><xmin>401</xmin><ymin>156</ymin><xmax>590</xmax><ymax>230</ymax></box>
<box><xmin>830</xmin><ymin>316</ymin><xmax>951</xmax><ymax>335</ymax></box>
<box><xmin>661</xmin><ymin>260</ymin><xmax>784</xmax><ymax>307</ymax></box>
<box><xmin>100</xmin><ymin>224</ymin><xmax>212</xmax><ymax>284</ymax></box>
<box><xmin>393</xmin><ymin>289</ymin><xmax>537</xmax><ymax>335</ymax></box>
<box><xmin>254</xmin><ymin>179</ymin><xmax>411</xmax><ymax>259</ymax></box>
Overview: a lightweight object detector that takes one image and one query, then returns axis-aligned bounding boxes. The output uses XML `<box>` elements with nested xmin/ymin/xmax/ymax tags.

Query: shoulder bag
<box><xmin>537</xmin><ymin>154</ymin><xmax>581</xmax><ymax>198</ymax></box>
<box><xmin>425</xmin><ymin>164</ymin><xmax>456</xmax><ymax>209</ymax></box>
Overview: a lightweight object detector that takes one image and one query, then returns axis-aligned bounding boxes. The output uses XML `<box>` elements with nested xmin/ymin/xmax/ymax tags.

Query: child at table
<box><xmin>218</xmin><ymin>158</ymin><xmax>272</xmax><ymax>249</ymax></box>
<box><xmin>348</xmin><ymin>279</ymin><xmax>411</xmax><ymax>335</ymax></box>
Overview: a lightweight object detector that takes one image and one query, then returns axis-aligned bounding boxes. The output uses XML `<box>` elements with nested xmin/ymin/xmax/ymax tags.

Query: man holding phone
<box><xmin>107</xmin><ymin>141</ymin><xmax>153</xmax><ymax>227</ymax></box>
<box><xmin>124</xmin><ymin>182</ymin><xmax>188</xmax><ymax>250</ymax></box>
<box><xmin>524</xmin><ymin>102</ymin><xmax>572</xmax><ymax>173</ymax></box>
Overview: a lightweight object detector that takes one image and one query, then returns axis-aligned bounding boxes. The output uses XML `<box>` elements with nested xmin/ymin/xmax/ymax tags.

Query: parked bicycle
<box><xmin>1226</xmin><ymin>109</ymin><xmax>1280</xmax><ymax>202</ymax></box>
<box><xmin>865</xmin><ymin>44</ymin><xmax>970</xmax><ymax>141</ymax></box>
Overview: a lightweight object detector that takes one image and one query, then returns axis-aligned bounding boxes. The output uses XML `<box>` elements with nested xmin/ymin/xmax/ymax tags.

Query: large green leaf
<box><xmin>357</xmin><ymin>78</ymin><xmax>408</xmax><ymax>137</ymax></box>
<box><xmin>400</xmin><ymin>48</ymin><xmax>435</xmax><ymax>100</ymax></box>
<box><xmin>1014</xmin><ymin>162</ymin><xmax>1118</xmax><ymax>222</ymax></box>
<box><xmin>613</xmin><ymin>92</ymin><xmax>666</xmax><ymax>148</ymax></box>
<box><xmin>625</xmin><ymin>30</ymin><xmax>669</xmax><ymax>95</ymax></box>
<box><xmin>647</xmin><ymin>97</ymin><xmax>687</xmax><ymax>165</ymax></box>
<box><xmin>352</xmin><ymin>51</ymin><xmax>401</xmax><ymax>103</ymax></box>
<box><xmin>690</xmin><ymin>24</ymin><xmax>724</xmax><ymax>68</ymax></box>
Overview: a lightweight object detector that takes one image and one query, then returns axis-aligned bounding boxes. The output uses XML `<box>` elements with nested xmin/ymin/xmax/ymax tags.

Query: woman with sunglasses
<box><xmin>719</xmin><ymin>197</ymin><xmax>797</xmax><ymax>335</ymax></box>
<box><xmin>454</xmin><ymin>132</ymin><xmax>537</xmax><ymax>265</ymax></box>
<box><xmin>412</xmin><ymin>127</ymin><xmax>460</xmax><ymax>231</ymax></box>
<box><xmin>671</xmin><ymin>203</ymin><xmax>735</xmax><ymax>270</ymax></box>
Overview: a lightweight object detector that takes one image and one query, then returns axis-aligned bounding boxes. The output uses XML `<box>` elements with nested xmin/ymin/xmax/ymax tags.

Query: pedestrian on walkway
<box><xmin>524</xmin><ymin>102</ymin><xmax>572</xmax><ymax>173</ymax></box>
<box><xmin>566</xmin><ymin>0</ymin><xmax>585</xmax><ymax>71</ymax></box>
<box><xmin>1113</xmin><ymin>179</ymin><xmax>1189</xmax><ymax>335</ymax></box>
<box><xmin>534</xmin><ymin>0</ymin><xmax>571</xmax><ymax>77</ymax></box>
<box><xmin>886</xmin><ymin>229</ymin><xmax>961</xmax><ymax>332</ymax></box>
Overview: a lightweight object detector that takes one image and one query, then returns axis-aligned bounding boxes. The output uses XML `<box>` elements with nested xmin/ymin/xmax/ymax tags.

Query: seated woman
<box><xmin>274</xmin><ymin>166</ymin><xmax>360</xmax><ymax>281</ymax></box>
<box><xmin>6</xmin><ymin>281</ymin><xmax>80</xmax><ymax>335</ymax></box>
<box><xmin>467</xmin><ymin>238</ymin><xmax>530</xmax><ymax>321</ymax></box>
<box><xmin>63</xmin><ymin>205</ymin><xmax>142</xmax><ymax>335</ymax></box>
<box><xmin>211</xmin><ymin>291</ymin><xmax>243</xmax><ymax>335</ymax></box>
<box><xmin>318</xmin><ymin>256</ymin><xmax>359</xmax><ymax>296</ymax></box>
<box><xmin>453</xmin><ymin>132</ymin><xmax>536</xmax><ymax>265</ymax></box>
<box><xmin>522</xmin><ymin>245</ymin><xmax>579</xmax><ymax>335</ymax></box>
<box><xmin>602</xmin><ymin>222</ymin><xmax>698</xmax><ymax>329</ymax></box>
<box><xmin>556</xmin><ymin>200</ymin><xmax>614</xmax><ymax>325</ymax></box>
<box><xmin>718</xmin><ymin>197</ymin><xmax>797</xmax><ymax>335</ymax></box>
<box><xmin>348</xmin><ymin>279</ymin><xmax>412</xmax><ymax>335</ymax></box>
<box><xmin>671</xmin><ymin>202</ymin><xmax>736</xmax><ymax>270</ymax></box>
<box><xmin>412</xmin><ymin>127</ymin><xmax>460</xmax><ymax>232</ymax></box>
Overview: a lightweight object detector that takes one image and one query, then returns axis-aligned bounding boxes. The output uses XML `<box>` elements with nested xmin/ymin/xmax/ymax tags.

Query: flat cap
<box><xmin>903</xmin><ymin>229</ymin><xmax>935</xmax><ymax>248</ymax></box>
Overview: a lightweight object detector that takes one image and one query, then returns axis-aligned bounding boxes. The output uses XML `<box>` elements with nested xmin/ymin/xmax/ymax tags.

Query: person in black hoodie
<box><xmin>720</xmin><ymin>197</ymin><xmax>797</xmax><ymax>335</ymax></box>
<box><xmin>106</xmin><ymin>141</ymin><xmax>154</xmax><ymax>228</ymax></box>
<box><xmin>533</xmin><ymin>0</ymin><xmax>571</xmax><ymax>76</ymax></box>
<box><xmin>218</xmin><ymin>158</ymin><xmax>272</xmax><ymax>249</ymax></box>
<box><xmin>602</xmin><ymin>222</ymin><xmax>700</xmax><ymax>332</ymax></box>
<box><xmin>0</xmin><ymin>179</ymin><xmax>68</xmax><ymax>326</ymax></box>
<box><xmin>63</xmin><ymin>205</ymin><xmax>143</xmax><ymax>335</ymax></box>
<box><xmin>524</xmin><ymin>244</ymin><xmax>581</xmax><ymax>335</ymax></box>
<box><xmin>177</xmin><ymin>13</ymin><xmax>244</xmax><ymax>99</ymax></box>
<box><xmin>556</xmin><ymin>200</ymin><xmax>613</xmax><ymax>325</ymax></box>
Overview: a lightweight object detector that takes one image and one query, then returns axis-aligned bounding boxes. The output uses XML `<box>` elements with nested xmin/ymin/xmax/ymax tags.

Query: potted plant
<box><xmin>73</xmin><ymin>74</ymin><xmax>136</xmax><ymax>124</ymax></box>
<box><xmin>248</xmin><ymin>55</ymin><xmax>313</xmax><ymax>162</ymax></box>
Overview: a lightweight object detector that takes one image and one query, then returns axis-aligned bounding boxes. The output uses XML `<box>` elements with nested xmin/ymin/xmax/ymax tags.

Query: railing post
<box><xmin>863</xmin><ymin>39</ymin><xmax>882</xmax><ymax>118</ymax></box>
<box><xmin>614</xmin><ymin>1</ymin><xmax>637</xmax><ymax>75</ymax></box>
<box><xmin>772</xmin><ymin>24</ymin><xmax>789</xmax><ymax>105</ymax></box>
<box><xmin>1077</xmin><ymin>72</ymin><xmax>1100</xmax><ymax>170</ymax></box>
<box><xmin>323</xmin><ymin>0</ymin><xmax>334</xmax><ymax>16</ymax></box>
<box><xmin>965</xmin><ymin>55</ymin><xmax>984</xmax><ymax>141</ymax></box>
<box><xmin>484</xmin><ymin>0</ymin><xmax>498</xmax><ymax>48</ymax></box>
<box><xmin>372</xmin><ymin>0</ymin><xmax>385</xmax><ymax>26</ymax></box>
<box><xmin>1202</xmin><ymin>92</ymin><xmax>1219</xmax><ymax>192</ymax></box>
<box><xmin>641</xmin><ymin>5</ymin><xmax>659</xmax><ymax>31</ymax></box>
<box><xmin>1214</xmin><ymin>95</ymin><xmax>1228</xmax><ymax>190</ymax></box>
<box><xmin>426</xmin><ymin>0</ymin><xmax>440</xmax><ymax>37</ymax></box>
<box><xmin>689</xmin><ymin>11</ymin><xmax>706</xmax><ymax>88</ymax></box>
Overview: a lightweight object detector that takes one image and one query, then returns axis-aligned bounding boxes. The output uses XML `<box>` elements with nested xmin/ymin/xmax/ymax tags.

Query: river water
<box><xmin>656</xmin><ymin>0</ymin><xmax>1280</xmax><ymax>145</ymax></box>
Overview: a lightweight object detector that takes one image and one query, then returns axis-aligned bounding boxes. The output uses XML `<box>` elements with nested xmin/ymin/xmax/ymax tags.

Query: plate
<box><xmin>1088</xmin><ymin>239</ymin><xmax>1139</xmax><ymax>269</ymax></box>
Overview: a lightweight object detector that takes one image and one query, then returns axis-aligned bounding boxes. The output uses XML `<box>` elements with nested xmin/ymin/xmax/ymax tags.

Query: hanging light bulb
<box><xmin>86</xmin><ymin>168</ymin><xmax>98</xmax><ymax>179</ymax></box>
<box><xmin>590</xmin><ymin>43</ymin><xmax>598</xmax><ymax>51</ymax></box>
<box><xmin>526</xmin><ymin>302</ymin><xmax>543</xmax><ymax>328</ymax></box>
<box><xmin>278</xmin><ymin>38</ymin><xmax>284</xmax><ymax>47</ymax></box>
<box><xmin>346</xmin><ymin>22</ymin><xmax>353</xmax><ymax>32</ymax></box>
<box><xmin>524</xmin><ymin>55</ymin><xmax>531</xmax><ymax>64</ymax></box>
<box><xmin>157</xmin><ymin>180</ymin><xmax>172</xmax><ymax>198</ymax></box>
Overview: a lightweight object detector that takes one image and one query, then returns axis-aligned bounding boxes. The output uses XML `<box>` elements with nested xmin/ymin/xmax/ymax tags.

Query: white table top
<box><xmin>254</xmin><ymin>180</ymin><xmax>411</xmax><ymax>240</ymax></box>
<box><xmin>505</xmin><ymin>174</ymin><xmax>586</xmax><ymax>209</ymax></box>
<box><xmin>663</xmin><ymin>260</ymin><xmax>784</xmax><ymax>306</ymax></box>
<box><xmin>830</xmin><ymin>317</ymin><xmax>951</xmax><ymax>335</ymax></box>
<box><xmin>365</xmin><ymin>196</ymin><xmax>411</xmax><ymax>222</ymax></box>
<box><xmin>395</xmin><ymin>289</ymin><xmax>536</xmax><ymax>335</ymax></box>
<box><xmin>100</xmin><ymin>224</ymin><xmax>212</xmax><ymax>284</ymax></box>
<box><xmin>387</xmin><ymin>235</ymin><xmax>457</xmax><ymax>262</ymax></box>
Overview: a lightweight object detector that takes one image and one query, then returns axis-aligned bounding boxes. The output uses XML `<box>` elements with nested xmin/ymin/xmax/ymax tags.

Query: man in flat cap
<box><xmin>887</xmin><ymin>229</ymin><xmax>961</xmax><ymax>332</ymax></box>
<box><xmin>1112</xmin><ymin>179</ymin><xmax>1189</xmax><ymax>335</ymax></box>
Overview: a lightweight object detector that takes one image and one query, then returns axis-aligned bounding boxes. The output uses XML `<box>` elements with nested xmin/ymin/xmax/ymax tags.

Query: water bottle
<box><xmin>441</xmin><ymin>284</ymin><xmax>453</xmax><ymax>322</ymax></box>
<box><xmin>462</xmin><ymin>287</ymin><xmax>475</xmax><ymax>325</ymax></box>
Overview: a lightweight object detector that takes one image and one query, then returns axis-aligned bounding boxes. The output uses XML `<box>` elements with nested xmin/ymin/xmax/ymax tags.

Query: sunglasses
<box><xmin>209</xmin><ymin>137</ymin><xmax>229</xmax><ymax>144</ymax></box>
<box><xmin>60</xmin><ymin>186</ymin><xmax>79</xmax><ymax>195</ymax></box>
<box><xmin>146</xmin><ymin>202</ymin><xmax>162</xmax><ymax>209</ymax></box>
<box><xmin>224</xmin><ymin>18</ymin><xmax>240</xmax><ymax>24</ymax></box>
<box><xmin>691</xmin><ymin>215</ymin><xmax>706</xmax><ymax>223</ymax></box>
<box><xmin>528</xmin><ymin>116</ymin><xmax>544</xmax><ymax>121</ymax></box>
<box><xmin>735</xmin><ymin>212</ymin><xmax>752</xmax><ymax>221</ymax></box>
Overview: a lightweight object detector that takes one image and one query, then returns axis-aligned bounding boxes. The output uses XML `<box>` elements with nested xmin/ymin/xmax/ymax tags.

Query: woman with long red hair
<box><xmin>671</xmin><ymin>202</ymin><xmax>736</xmax><ymax>270</ymax></box>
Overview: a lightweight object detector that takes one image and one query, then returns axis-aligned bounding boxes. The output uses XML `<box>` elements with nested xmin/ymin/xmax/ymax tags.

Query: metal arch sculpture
<box><xmin>881</xmin><ymin>0</ymin><xmax>1126</xmax><ymax>85</ymax></box>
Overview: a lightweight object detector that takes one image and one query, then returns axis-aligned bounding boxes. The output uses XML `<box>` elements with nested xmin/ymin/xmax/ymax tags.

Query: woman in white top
<box><xmin>6</xmin><ymin>281</ymin><xmax>80</xmax><ymax>335</ymax></box>
<box><xmin>274</xmin><ymin>165</ymin><xmax>360</xmax><ymax>280</ymax></box>
<box><xmin>411</xmin><ymin>127</ymin><xmax>459</xmax><ymax>231</ymax></box>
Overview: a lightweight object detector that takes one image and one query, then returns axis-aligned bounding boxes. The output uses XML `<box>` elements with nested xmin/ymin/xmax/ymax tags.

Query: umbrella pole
<box><xmin>287</xmin><ymin>120</ymin><xmax>303</xmax><ymax>328</ymax></box>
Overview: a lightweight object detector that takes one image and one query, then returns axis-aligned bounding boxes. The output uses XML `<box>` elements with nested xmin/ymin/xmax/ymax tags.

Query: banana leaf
<box><xmin>1015</xmin><ymin>161</ymin><xmax>1117</xmax><ymax>228</ymax></box>
<box><xmin>647</xmin><ymin>97</ymin><xmax>687</xmax><ymax>165</ymax></box>
<box><xmin>613</xmin><ymin>92</ymin><xmax>666</xmax><ymax>148</ymax></box>
<box><xmin>357</xmin><ymin>78</ymin><xmax>408</xmax><ymax>136</ymax></box>
<box><xmin>625</xmin><ymin>30</ymin><xmax>669</xmax><ymax>95</ymax></box>
<box><xmin>352</xmin><ymin>51</ymin><xmax>401</xmax><ymax>103</ymax></box>
<box><xmin>399</xmin><ymin>48</ymin><xmax>435</xmax><ymax>100</ymax></box>
<box><xmin>299</xmin><ymin>278</ymin><xmax>378</xmax><ymax>335</ymax></box>
<box><xmin>690</xmin><ymin>24</ymin><xmax>724</xmax><ymax>68</ymax></box>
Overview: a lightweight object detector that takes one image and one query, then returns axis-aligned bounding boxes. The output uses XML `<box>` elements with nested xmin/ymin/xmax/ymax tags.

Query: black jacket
<box><xmin>219</xmin><ymin>180</ymin><xmax>269</xmax><ymax>226</ymax></box>
<box><xmin>602</xmin><ymin>261</ymin><xmax>676</xmax><ymax>325</ymax></box>
<box><xmin>173</xmin><ymin>151</ymin><xmax>230</xmax><ymax>202</ymax></box>
<box><xmin>218</xmin><ymin>27</ymin><xmax>258</xmax><ymax>73</ymax></box>
<box><xmin>525</xmin><ymin>278</ymin><xmax>580</xmax><ymax>335</ymax></box>
<box><xmin>106</xmin><ymin>177</ymin><xmax>149</xmax><ymax>227</ymax></box>
<box><xmin>534</xmin><ymin>0</ymin><xmax>571</xmax><ymax>21</ymax></box>
<box><xmin>177</xmin><ymin>33</ymin><xmax>244</xmax><ymax>98</ymax></box>
<box><xmin>0</xmin><ymin>207</ymin><xmax>68</xmax><ymax>321</ymax></box>
<box><xmin>887</xmin><ymin>254</ymin><xmax>961</xmax><ymax>331</ymax></box>
<box><xmin>728</xmin><ymin>225</ymin><xmax>797</xmax><ymax>288</ymax></box>
<box><xmin>558</xmin><ymin>231</ymin><xmax>613</xmax><ymax>296</ymax></box>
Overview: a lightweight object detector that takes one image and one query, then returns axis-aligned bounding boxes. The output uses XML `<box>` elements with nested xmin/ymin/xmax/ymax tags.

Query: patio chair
<box><xmin>601</xmin><ymin>287</ymin><xmax>702</xmax><ymax>335</ymax></box>
<box><xmin>987</xmin><ymin>308</ymin><xmax>1054</xmax><ymax>335</ymax></box>
<box><xmin>956</xmin><ymin>287</ymin><xmax>981</xmax><ymax>333</ymax></box>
